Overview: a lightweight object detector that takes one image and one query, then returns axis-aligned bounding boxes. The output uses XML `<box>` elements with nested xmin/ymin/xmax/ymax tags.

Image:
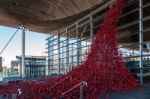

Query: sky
<box><xmin>0</xmin><ymin>25</ymin><xmax>49</xmax><ymax>67</ymax></box>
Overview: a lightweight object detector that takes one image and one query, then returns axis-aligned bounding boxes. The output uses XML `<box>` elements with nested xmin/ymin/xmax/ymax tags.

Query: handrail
<box><xmin>50</xmin><ymin>76</ymin><xmax>72</xmax><ymax>89</ymax></box>
<box><xmin>61</xmin><ymin>81</ymin><xmax>87</xmax><ymax>96</ymax></box>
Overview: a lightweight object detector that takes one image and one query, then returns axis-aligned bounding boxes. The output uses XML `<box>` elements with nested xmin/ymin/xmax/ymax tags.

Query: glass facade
<box><xmin>16</xmin><ymin>56</ymin><xmax>46</xmax><ymax>78</ymax></box>
<box><xmin>47</xmin><ymin>26</ymin><xmax>91</xmax><ymax>75</ymax></box>
<box><xmin>46</xmin><ymin>0</ymin><xmax>150</xmax><ymax>82</ymax></box>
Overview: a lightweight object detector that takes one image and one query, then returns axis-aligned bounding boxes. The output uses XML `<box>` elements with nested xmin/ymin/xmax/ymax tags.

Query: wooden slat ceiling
<box><xmin>0</xmin><ymin>0</ymin><xmax>149</xmax><ymax>50</ymax></box>
<box><xmin>0</xmin><ymin>0</ymin><xmax>106</xmax><ymax>33</ymax></box>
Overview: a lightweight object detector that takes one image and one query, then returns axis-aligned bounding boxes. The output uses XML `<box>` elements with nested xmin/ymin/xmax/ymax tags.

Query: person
<box><xmin>17</xmin><ymin>88</ymin><xmax>22</xmax><ymax>95</ymax></box>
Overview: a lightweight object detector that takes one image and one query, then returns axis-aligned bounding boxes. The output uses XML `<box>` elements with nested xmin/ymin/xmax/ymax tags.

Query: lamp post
<box><xmin>21</xmin><ymin>26</ymin><xmax>26</xmax><ymax>78</ymax></box>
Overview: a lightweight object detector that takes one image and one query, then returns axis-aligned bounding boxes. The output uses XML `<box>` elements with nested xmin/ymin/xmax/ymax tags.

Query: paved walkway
<box><xmin>100</xmin><ymin>84</ymin><xmax>150</xmax><ymax>99</ymax></box>
<box><xmin>0</xmin><ymin>84</ymin><xmax>150</xmax><ymax>99</ymax></box>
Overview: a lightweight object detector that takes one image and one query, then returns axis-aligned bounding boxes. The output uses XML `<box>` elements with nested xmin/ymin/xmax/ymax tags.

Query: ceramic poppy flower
<box><xmin>0</xmin><ymin>0</ymin><xmax>139</xmax><ymax>98</ymax></box>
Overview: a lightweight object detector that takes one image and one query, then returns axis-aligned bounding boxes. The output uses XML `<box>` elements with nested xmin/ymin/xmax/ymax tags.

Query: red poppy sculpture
<box><xmin>0</xmin><ymin>0</ymin><xmax>139</xmax><ymax>98</ymax></box>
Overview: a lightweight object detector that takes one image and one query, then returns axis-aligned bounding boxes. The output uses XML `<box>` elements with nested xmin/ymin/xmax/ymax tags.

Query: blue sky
<box><xmin>0</xmin><ymin>25</ymin><xmax>48</xmax><ymax>67</ymax></box>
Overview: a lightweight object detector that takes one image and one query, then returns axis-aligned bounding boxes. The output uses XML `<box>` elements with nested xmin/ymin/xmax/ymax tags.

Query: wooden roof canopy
<box><xmin>0</xmin><ymin>0</ymin><xmax>106</xmax><ymax>33</ymax></box>
<box><xmin>0</xmin><ymin>0</ymin><xmax>150</xmax><ymax>50</ymax></box>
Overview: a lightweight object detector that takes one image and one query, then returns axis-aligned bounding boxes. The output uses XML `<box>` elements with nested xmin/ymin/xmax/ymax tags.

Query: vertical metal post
<box><xmin>51</xmin><ymin>36</ymin><xmax>54</xmax><ymax>73</ymax></box>
<box><xmin>60</xmin><ymin>95</ymin><xmax>64</xmax><ymax>99</ymax></box>
<box><xmin>139</xmin><ymin>0</ymin><xmax>143</xmax><ymax>84</ymax></box>
<box><xmin>62</xmin><ymin>42</ymin><xmax>64</xmax><ymax>73</ymax></box>
<box><xmin>90</xmin><ymin>16</ymin><xmax>93</xmax><ymax>43</ymax></box>
<box><xmin>46</xmin><ymin>57</ymin><xmax>48</xmax><ymax>76</ymax></box>
<box><xmin>76</xmin><ymin>23</ymin><xmax>81</xmax><ymax>65</ymax></box>
<box><xmin>66</xmin><ymin>29</ymin><xmax>69</xmax><ymax>72</ymax></box>
<box><xmin>0</xmin><ymin>94</ymin><xmax>3</xmax><ymax>99</ymax></box>
<box><xmin>72</xmin><ymin>44</ymin><xmax>74</xmax><ymax>68</ymax></box>
<box><xmin>80</xmin><ymin>85</ymin><xmax>84</xmax><ymax>99</ymax></box>
<box><xmin>11</xmin><ymin>94</ymin><xmax>17</xmax><ymax>99</ymax></box>
<box><xmin>21</xmin><ymin>26</ymin><xmax>25</xmax><ymax>78</ymax></box>
<box><xmin>58</xmin><ymin>33</ymin><xmax>61</xmax><ymax>75</ymax></box>
<box><xmin>46</xmin><ymin>37</ymin><xmax>50</xmax><ymax>76</ymax></box>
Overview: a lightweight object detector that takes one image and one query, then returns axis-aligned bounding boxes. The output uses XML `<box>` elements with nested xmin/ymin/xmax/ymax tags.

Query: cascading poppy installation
<box><xmin>0</xmin><ymin>0</ymin><xmax>139</xmax><ymax>98</ymax></box>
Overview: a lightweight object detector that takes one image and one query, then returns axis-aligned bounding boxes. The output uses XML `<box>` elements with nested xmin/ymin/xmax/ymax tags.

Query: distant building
<box><xmin>16</xmin><ymin>56</ymin><xmax>47</xmax><ymax>78</ymax></box>
<box><xmin>11</xmin><ymin>60</ymin><xmax>20</xmax><ymax>75</ymax></box>
<box><xmin>2</xmin><ymin>66</ymin><xmax>10</xmax><ymax>77</ymax></box>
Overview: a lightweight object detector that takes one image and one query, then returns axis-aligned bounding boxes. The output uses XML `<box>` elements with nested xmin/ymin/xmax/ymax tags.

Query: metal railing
<box><xmin>50</xmin><ymin>76</ymin><xmax>72</xmax><ymax>89</ymax></box>
<box><xmin>60</xmin><ymin>81</ymin><xmax>87</xmax><ymax>99</ymax></box>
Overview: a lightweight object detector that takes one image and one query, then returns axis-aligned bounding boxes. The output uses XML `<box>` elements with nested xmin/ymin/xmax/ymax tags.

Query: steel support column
<box><xmin>51</xmin><ymin>36</ymin><xmax>54</xmax><ymax>72</ymax></box>
<box><xmin>21</xmin><ymin>26</ymin><xmax>26</xmax><ymax>78</ymax></box>
<box><xmin>46</xmin><ymin>59</ymin><xmax>48</xmax><ymax>76</ymax></box>
<box><xmin>90</xmin><ymin>16</ymin><xmax>93</xmax><ymax>43</ymax></box>
<box><xmin>139</xmin><ymin>0</ymin><xmax>144</xmax><ymax>84</ymax></box>
<box><xmin>72</xmin><ymin>45</ymin><xmax>74</xmax><ymax>68</ymax></box>
<box><xmin>58</xmin><ymin>33</ymin><xmax>61</xmax><ymax>74</ymax></box>
<box><xmin>66</xmin><ymin>29</ymin><xmax>69</xmax><ymax>72</ymax></box>
<box><xmin>46</xmin><ymin>38</ymin><xmax>50</xmax><ymax>76</ymax></box>
<box><xmin>62</xmin><ymin>42</ymin><xmax>64</xmax><ymax>73</ymax></box>
<box><xmin>76</xmin><ymin>23</ymin><xmax>81</xmax><ymax>65</ymax></box>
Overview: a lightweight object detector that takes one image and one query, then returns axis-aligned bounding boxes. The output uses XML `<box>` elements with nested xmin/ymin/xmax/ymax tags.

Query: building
<box><xmin>11</xmin><ymin>60</ymin><xmax>20</xmax><ymax>76</ymax></box>
<box><xmin>0</xmin><ymin>0</ymin><xmax>150</xmax><ymax>98</ymax></box>
<box><xmin>45</xmin><ymin>0</ymin><xmax>150</xmax><ymax>83</ymax></box>
<box><xmin>47</xmin><ymin>37</ymin><xmax>90</xmax><ymax>75</ymax></box>
<box><xmin>0</xmin><ymin>0</ymin><xmax>148</xmax><ymax>83</ymax></box>
<box><xmin>2</xmin><ymin>66</ymin><xmax>10</xmax><ymax>78</ymax></box>
<box><xmin>16</xmin><ymin>56</ymin><xmax>47</xmax><ymax>78</ymax></box>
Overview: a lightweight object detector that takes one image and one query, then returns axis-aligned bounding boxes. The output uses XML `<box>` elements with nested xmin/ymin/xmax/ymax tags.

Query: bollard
<box><xmin>0</xmin><ymin>94</ymin><xmax>3</xmax><ymax>99</ymax></box>
<box><xmin>60</xmin><ymin>95</ymin><xmax>64</xmax><ymax>99</ymax></box>
<box><xmin>12</xmin><ymin>94</ymin><xmax>17</xmax><ymax>99</ymax></box>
